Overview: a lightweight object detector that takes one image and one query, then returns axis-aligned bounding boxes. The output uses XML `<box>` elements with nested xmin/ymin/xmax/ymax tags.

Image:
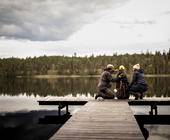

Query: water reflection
<box><xmin>0</xmin><ymin>110</ymin><xmax>63</xmax><ymax>140</ymax></box>
<box><xmin>146</xmin><ymin>77</ymin><xmax>170</xmax><ymax>97</ymax></box>
<box><xmin>146</xmin><ymin>125</ymin><xmax>170</xmax><ymax>140</ymax></box>
<box><xmin>0</xmin><ymin>76</ymin><xmax>170</xmax><ymax>140</ymax></box>
<box><xmin>0</xmin><ymin>76</ymin><xmax>170</xmax><ymax>97</ymax></box>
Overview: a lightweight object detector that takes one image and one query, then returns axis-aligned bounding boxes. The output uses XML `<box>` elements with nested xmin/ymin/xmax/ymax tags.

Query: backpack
<box><xmin>115</xmin><ymin>74</ymin><xmax>129</xmax><ymax>99</ymax></box>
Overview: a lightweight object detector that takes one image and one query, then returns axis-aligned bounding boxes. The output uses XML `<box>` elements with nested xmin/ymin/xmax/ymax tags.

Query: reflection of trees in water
<box><xmin>0</xmin><ymin>110</ymin><xmax>62</xmax><ymax>140</ymax></box>
<box><xmin>0</xmin><ymin>77</ymin><xmax>169</xmax><ymax>97</ymax></box>
<box><xmin>145</xmin><ymin>77</ymin><xmax>170</xmax><ymax>97</ymax></box>
<box><xmin>145</xmin><ymin>125</ymin><xmax>170</xmax><ymax>140</ymax></box>
<box><xmin>0</xmin><ymin>77</ymin><xmax>98</xmax><ymax>97</ymax></box>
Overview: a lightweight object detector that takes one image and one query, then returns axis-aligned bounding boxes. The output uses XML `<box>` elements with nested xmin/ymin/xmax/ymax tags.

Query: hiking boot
<box><xmin>139</xmin><ymin>93</ymin><xmax>143</xmax><ymax>99</ymax></box>
<box><xmin>112</xmin><ymin>94</ymin><xmax>115</xmax><ymax>99</ymax></box>
<box><xmin>97</xmin><ymin>97</ymin><xmax>104</xmax><ymax>101</ymax></box>
<box><xmin>134</xmin><ymin>93</ymin><xmax>140</xmax><ymax>100</ymax></box>
<box><xmin>135</xmin><ymin>96</ymin><xmax>139</xmax><ymax>100</ymax></box>
<box><xmin>95</xmin><ymin>94</ymin><xmax>101</xmax><ymax>99</ymax></box>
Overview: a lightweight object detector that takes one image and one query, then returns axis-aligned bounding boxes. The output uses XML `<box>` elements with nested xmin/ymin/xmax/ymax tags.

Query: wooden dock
<box><xmin>49</xmin><ymin>100</ymin><xmax>144</xmax><ymax>140</ymax></box>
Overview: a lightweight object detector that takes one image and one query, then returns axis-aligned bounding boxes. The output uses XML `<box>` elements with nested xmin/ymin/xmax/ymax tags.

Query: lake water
<box><xmin>0</xmin><ymin>76</ymin><xmax>170</xmax><ymax>140</ymax></box>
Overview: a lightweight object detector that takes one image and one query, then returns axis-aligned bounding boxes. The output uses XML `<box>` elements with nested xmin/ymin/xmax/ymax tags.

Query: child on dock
<box><xmin>115</xmin><ymin>65</ymin><xmax>129</xmax><ymax>99</ymax></box>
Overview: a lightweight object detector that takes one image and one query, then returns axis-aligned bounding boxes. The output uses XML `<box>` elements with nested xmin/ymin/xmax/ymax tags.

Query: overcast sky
<box><xmin>0</xmin><ymin>0</ymin><xmax>170</xmax><ymax>58</ymax></box>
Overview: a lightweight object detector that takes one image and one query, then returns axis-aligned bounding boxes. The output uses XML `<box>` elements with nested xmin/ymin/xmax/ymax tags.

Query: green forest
<box><xmin>0</xmin><ymin>50</ymin><xmax>170</xmax><ymax>77</ymax></box>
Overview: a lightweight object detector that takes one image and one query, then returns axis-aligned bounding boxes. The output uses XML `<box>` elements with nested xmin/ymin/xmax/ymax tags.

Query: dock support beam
<box><xmin>149</xmin><ymin>103</ymin><xmax>158</xmax><ymax>115</ymax></box>
<box><xmin>58</xmin><ymin>103</ymin><xmax>70</xmax><ymax>116</ymax></box>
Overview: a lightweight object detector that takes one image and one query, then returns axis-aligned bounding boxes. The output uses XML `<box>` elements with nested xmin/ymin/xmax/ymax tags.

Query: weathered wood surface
<box><xmin>38</xmin><ymin>96</ymin><xmax>92</xmax><ymax>102</ymax></box>
<box><xmin>129</xmin><ymin>100</ymin><xmax>170</xmax><ymax>105</ymax></box>
<box><xmin>38</xmin><ymin>100</ymin><xmax>87</xmax><ymax>105</ymax></box>
<box><xmin>50</xmin><ymin>100</ymin><xmax>144</xmax><ymax>140</ymax></box>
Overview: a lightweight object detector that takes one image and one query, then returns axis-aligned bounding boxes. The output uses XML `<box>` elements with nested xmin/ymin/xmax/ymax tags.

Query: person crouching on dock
<box><xmin>95</xmin><ymin>64</ymin><xmax>120</xmax><ymax>100</ymax></box>
<box><xmin>129</xmin><ymin>64</ymin><xmax>148</xmax><ymax>100</ymax></box>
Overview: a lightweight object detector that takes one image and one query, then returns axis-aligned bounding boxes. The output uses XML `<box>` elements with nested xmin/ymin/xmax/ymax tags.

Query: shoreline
<box><xmin>16</xmin><ymin>74</ymin><xmax>170</xmax><ymax>79</ymax></box>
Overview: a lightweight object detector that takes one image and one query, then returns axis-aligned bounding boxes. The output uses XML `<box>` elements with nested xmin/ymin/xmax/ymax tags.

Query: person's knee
<box><xmin>105</xmin><ymin>89</ymin><xmax>115</xmax><ymax>99</ymax></box>
<box><xmin>144</xmin><ymin>85</ymin><xmax>148</xmax><ymax>92</ymax></box>
<box><xmin>129</xmin><ymin>86</ymin><xmax>138</xmax><ymax>93</ymax></box>
<box><xmin>130</xmin><ymin>84</ymin><xmax>147</xmax><ymax>93</ymax></box>
<box><xmin>139</xmin><ymin>85</ymin><xmax>148</xmax><ymax>93</ymax></box>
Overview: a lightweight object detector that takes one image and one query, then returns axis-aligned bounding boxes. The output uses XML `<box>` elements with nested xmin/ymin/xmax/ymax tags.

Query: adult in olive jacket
<box><xmin>129</xmin><ymin>64</ymin><xmax>148</xmax><ymax>100</ymax></box>
<box><xmin>95</xmin><ymin>64</ymin><xmax>119</xmax><ymax>99</ymax></box>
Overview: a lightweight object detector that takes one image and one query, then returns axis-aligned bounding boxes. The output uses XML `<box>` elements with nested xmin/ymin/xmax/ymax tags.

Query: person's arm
<box><xmin>122</xmin><ymin>76</ymin><xmax>129</xmax><ymax>85</ymax></box>
<box><xmin>105</xmin><ymin>72</ymin><xmax>119</xmax><ymax>82</ymax></box>
<box><xmin>129</xmin><ymin>72</ymin><xmax>138</xmax><ymax>86</ymax></box>
<box><xmin>111</xmin><ymin>77</ymin><xmax>121</xmax><ymax>82</ymax></box>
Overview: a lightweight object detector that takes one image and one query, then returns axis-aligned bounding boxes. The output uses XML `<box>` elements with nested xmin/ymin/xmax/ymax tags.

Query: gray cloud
<box><xmin>0</xmin><ymin>0</ymin><xmax>127</xmax><ymax>41</ymax></box>
<box><xmin>163</xmin><ymin>11</ymin><xmax>170</xmax><ymax>15</ymax></box>
<box><xmin>134</xmin><ymin>19</ymin><xmax>156</xmax><ymax>25</ymax></box>
<box><xmin>112</xmin><ymin>19</ymin><xmax>156</xmax><ymax>29</ymax></box>
<box><xmin>112</xmin><ymin>19</ymin><xmax>156</xmax><ymax>25</ymax></box>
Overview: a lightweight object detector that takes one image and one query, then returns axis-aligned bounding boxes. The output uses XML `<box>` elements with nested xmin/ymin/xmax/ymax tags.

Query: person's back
<box><xmin>98</xmin><ymin>70</ymin><xmax>112</xmax><ymax>90</ymax></box>
<box><xmin>132</xmin><ymin>69</ymin><xmax>147</xmax><ymax>85</ymax></box>
<box><xmin>115</xmin><ymin>65</ymin><xmax>129</xmax><ymax>99</ymax></box>
<box><xmin>129</xmin><ymin>64</ymin><xmax>148</xmax><ymax>100</ymax></box>
<box><xmin>95</xmin><ymin>64</ymin><xmax>118</xmax><ymax>99</ymax></box>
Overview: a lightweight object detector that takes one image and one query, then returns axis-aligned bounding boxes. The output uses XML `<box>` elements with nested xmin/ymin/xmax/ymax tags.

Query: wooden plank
<box><xmin>38</xmin><ymin>97</ymin><xmax>170</xmax><ymax>106</ymax></box>
<box><xmin>135</xmin><ymin>115</ymin><xmax>170</xmax><ymax>124</ymax></box>
<box><xmin>49</xmin><ymin>100</ymin><xmax>144</xmax><ymax>140</ymax></box>
<box><xmin>38</xmin><ymin>97</ymin><xmax>89</xmax><ymax>106</ymax></box>
<box><xmin>128</xmin><ymin>100</ymin><xmax>170</xmax><ymax>105</ymax></box>
<box><xmin>39</xmin><ymin>96</ymin><xmax>91</xmax><ymax>101</ymax></box>
<box><xmin>38</xmin><ymin>100</ymin><xmax>87</xmax><ymax>105</ymax></box>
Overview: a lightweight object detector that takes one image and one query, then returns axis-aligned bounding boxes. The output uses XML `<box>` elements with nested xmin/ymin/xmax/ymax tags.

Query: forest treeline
<box><xmin>0</xmin><ymin>50</ymin><xmax>170</xmax><ymax>77</ymax></box>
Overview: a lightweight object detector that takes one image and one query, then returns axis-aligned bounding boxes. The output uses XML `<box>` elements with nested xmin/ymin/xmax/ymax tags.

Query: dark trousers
<box><xmin>129</xmin><ymin>84</ymin><xmax>148</xmax><ymax>94</ymax></box>
<box><xmin>97</xmin><ymin>88</ymin><xmax>115</xmax><ymax>99</ymax></box>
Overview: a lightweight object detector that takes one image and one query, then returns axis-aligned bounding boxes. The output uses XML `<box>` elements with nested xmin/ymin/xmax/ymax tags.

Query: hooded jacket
<box><xmin>98</xmin><ymin>70</ymin><xmax>119</xmax><ymax>90</ymax></box>
<box><xmin>130</xmin><ymin>69</ymin><xmax>147</xmax><ymax>86</ymax></box>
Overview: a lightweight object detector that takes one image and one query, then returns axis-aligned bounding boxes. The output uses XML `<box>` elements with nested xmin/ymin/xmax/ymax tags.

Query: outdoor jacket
<box><xmin>130</xmin><ymin>69</ymin><xmax>147</xmax><ymax>86</ymax></box>
<box><xmin>98</xmin><ymin>70</ymin><xmax>119</xmax><ymax>90</ymax></box>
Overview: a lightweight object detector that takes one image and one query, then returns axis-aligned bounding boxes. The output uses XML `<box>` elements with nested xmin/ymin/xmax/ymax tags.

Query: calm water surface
<box><xmin>0</xmin><ymin>76</ymin><xmax>170</xmax><ymax>140</ymax></box>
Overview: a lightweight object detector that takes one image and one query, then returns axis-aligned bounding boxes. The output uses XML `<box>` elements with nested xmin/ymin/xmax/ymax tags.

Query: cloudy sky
<box><xmin>0</xmin><ymin>0</ymin><xmax>170</xmax><ymax>58</ymax></box>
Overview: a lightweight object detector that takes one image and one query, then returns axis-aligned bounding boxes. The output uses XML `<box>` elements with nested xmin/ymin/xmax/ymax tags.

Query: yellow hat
<box><xmin>106</xmin><ymin>64</ymin><xmax>114</xmax><ymax>69</ymax></box>
<box><xmin>119</xmin><ymin>65</ymin><xmax>125</xmax><ymax>70</ymax></box>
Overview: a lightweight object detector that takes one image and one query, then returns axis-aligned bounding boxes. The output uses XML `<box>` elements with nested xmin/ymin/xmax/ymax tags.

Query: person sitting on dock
<box><xmin>129</xmin><ymin>64</ymin><xmax>148</xmax><ymax>100</ymax></box>
<box><xmin>115</xmin><ymin>65</ymin><xmax>129</xmax><ymax>99</ymax></box>
<box><xmin>95</xmin><ymin>64</ymin><xmax>120</xmax><ymax>100</ymax></box>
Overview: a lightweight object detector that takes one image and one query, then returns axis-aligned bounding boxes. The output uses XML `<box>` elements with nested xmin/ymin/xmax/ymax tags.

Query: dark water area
<box><xmin>0</xmin><ymin>76</ymin><xmax>170</xmax><ymax>97</ymax></box>
<box><xmin>0</xmin><ymin>110</ymin><xmax>63</xmax><ymax>140</ymax></box>
<box><xmin>0</xmin><ymin>76</ymin><xmax>170</xmax><ymax>140</ymax></box>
